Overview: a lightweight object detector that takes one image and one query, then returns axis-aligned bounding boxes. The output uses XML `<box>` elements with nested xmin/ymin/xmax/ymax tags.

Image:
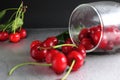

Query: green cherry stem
<box><xmin>8</xmin><ymin>62</ymin><xmax>52</xmax><ymax>76</ymax></box>
<box><xmin>52</xmin><ymin>44</ymin><xmax>77</xmax><ymax>49</ymax></box>
<box><xmin>37</xmin><ymin>44</ymin><xmax>77</xmax><ymax>50</ymax></box>
<box><xmin>15</xmin><ymin>2</ymin><xmax>23</xmax><ymax>19</ymax></box>
<box><xmin>4</xmin><ymin>8</ymin><xmax>18</xmax><ymax>11</ymax></box>
<box><xmin>12</xmin><ymin>2</ymin><xmax>23</xmax><ymax>34</ymax></box>
<box><xmin>61</xmin><ymin>60</ymin><xmax>75</xmax><ymax>80</ymax></box>
<box><xmin>8</xmin><ymin>12</ymin><xmax>16</xmax><ymax>23</ymax></box>
<box><xmin>3</xmin><ymin>21</ymin><xmax>13</xmax><ymax>32</ymax></box>
<box><xmin>19</xmin><ymin>11</ymin><xmax>24</xmax><ymax>31</ymax></box>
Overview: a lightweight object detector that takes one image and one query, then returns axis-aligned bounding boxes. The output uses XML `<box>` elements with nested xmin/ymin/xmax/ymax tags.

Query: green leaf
<box><xmin>12</xmin><ymin>17</ymin><xmax>23</xmax><ymax>31</ymax></box>
<box><xmin>0</xmin><ymin>10</ymin><xmax>6</xmax><ymax>20</ymax></box>
<box><xmin>56</xmin><ymin>30</ymin><xmax>70</xmax><ymax>44</ymax></box>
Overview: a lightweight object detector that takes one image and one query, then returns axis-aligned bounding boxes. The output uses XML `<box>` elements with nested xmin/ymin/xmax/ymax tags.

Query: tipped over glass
<box><xmin>69</xmin><ymin>1</ymin><xmax>120</xmax><ymax>53</ymax></box>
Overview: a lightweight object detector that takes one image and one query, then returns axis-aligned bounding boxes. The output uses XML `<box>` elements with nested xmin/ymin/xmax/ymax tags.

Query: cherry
<box><xmin>105</xmin><ymin>25</ymin><xmax>119</xmax><ymax>33</ymax></box>
<box><xmin>45</xmin><ymin>49</ymin><xmax>59</xmax><ymax>64</ymax></box>
<box><xmin>42</xmin><ymin>36</ymin><xmax>58</xmax><ymax>47</ymax></box>
<box><xmin>78</xmin><ymin>28</ymin><xmax>90</xmax><ymax>40</ymax></box>
<box><xmin>91</xmin><ymin>31</ymin><xmax>101</xmax><ymax>45</ymax></box>
<box><xmin>75</xmin><ymin>44</ymin><xmax>86</xmax><ymax>58</ymax></box>
<box><xmin>98</xmin><ymin>34</ymin><xmax>108</xmax><ymax>49</ymax></box>
<box><xmin>105</xmin><ymin>41</ymin><xmax>114</xmax><ymax>50</ymax></box>
<box><xmin>114</xmin><ymin>35</ymin><xmax>120</xmax><ymax>45</ymax></box>
<box><xmin>67</xmin><ymin>50</ymin><xmax>84</xmax><ymax>71</ymax></box>
<box><xmin>52</xmin><ymin>52</ymin><xmax>67</xmax><ymax>74</ymax></box>
<box><xmin>9</xmin><ymin>32</ymin><xmax>20</xmax><ymax>43</ymax></box>
<box><xmin>62</xmin><ymin>46</ymin><xmax>73</xmax><ymax>55</ymax></box>
<box><xmin>65</xmin><ymin>38</ymin><xmax>72</xmax><ymax>43</ymax></box>
<box><xmin>30</xmin><ymin>40</ymin><xmax>42</xmax><ymax>49</ymax></box>
<box><xmin>90</xmin><ymin>25</ymin><xmax>101</xmax><ymax>34</ymax></box>
<box><xmin>81</xmin><ymin>38</ymin><xmax>94</xmax><ymax>50</ymax></box>
<box><xmin>62</xmin><ymin>38</ymin><xmax>73</xmax><ymax>55</ymax></box>
<box><xmin>30</xmin><ymin>45</ymin><xmax>48</xmax><ymax>62</ymax></box>
<box><xmin>19</xmin><ymin>28</ymin><xmax>27</xmax><ymax>39</ymax></box>
<box><xmin>0</xmin><ymin>31</ymin><xmax>9</xmax><ymax>41</ymax></box>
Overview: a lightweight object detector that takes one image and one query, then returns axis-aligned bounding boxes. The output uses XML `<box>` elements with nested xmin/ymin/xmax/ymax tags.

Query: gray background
<box><xmin>0</xmin><ymin>0</ymin><xmax>120</xmax><ymax>28</ymax></box>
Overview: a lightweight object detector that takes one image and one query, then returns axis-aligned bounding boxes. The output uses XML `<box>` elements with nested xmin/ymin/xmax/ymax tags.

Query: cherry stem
<box><xmin>8</xmin><ymin>62</ymin><xmax>52</xmax><ymax>76</ymax></box>
<box><xmin>61</xmin><ymin>60</ymin><xmax>75</xmax><ymax>80</ymax></box>
<box><xmin>13</xmin><ymin>2</ymin><xmax>23</xmax><ymax>34</ymax></box>
<box><xmin>4</xmin><ymin>8</ymin><xmax>18</xmax><ymax>11</ymax></box>
<box><xmin>53</xmin><ymin>44</ymin><xmax>77</xmax><ymax>49</ymax></box>
<box><xmin>8</xmin><ymin>12</ymin><xmax>16</xmax><ymax>23</ymax></box>
<box><xmin>3</xmin><ymin>21</ymin><xmax>13</xmax><ymax>32</ymax></box>
<box><xmin>37</xmin><ymin>44</ymin><xmax>77</xmax><ymax>50</ymax></box>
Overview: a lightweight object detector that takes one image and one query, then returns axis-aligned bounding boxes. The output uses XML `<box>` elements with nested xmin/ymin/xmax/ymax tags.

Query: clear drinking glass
<box><xmin>69</xmin><ymin>1</ymin><xmax>120</xmax><ymax>53</ymax></box>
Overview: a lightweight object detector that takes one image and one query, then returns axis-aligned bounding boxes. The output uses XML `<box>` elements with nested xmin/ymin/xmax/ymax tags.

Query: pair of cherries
<box><xmin>30</xmin><ymin>37</ymin><xmax>86</xmax><ymax>74</ymax></box>
<box><xmin>78</xmin><ymin>25</ymin><xmax>120</xmax><ymax>50</ymax></box>
<box><xmin>0</xmin><ymin>28</ymin><xmax>27</xmax><ymax>43</ymax></box>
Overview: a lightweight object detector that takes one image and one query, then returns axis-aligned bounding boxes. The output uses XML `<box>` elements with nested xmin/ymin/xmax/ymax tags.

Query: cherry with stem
<box><xmin>61</xmin><ymin>60</ymin><xmax>75</xmax><ymax>80</ymax></box>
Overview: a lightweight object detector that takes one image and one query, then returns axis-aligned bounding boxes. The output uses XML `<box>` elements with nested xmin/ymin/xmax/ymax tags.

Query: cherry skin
<box><xmin>52</xmin><ymin>53</ymin><xmax>67</xmax><ymax>74</ymax></box>
<box><xmin>0</xmin><ymin>31</ymin><xmax>9</xmax><ymax>41</ymax></box>
<box><xmin>81</xmin><ymin>38</ymin><xmax>94</xmax><ymax>50</ymax></box>
<box><xmin>42</xmin><ymin>36</ymin><xmax>58</xmax><ymax>47</ymax></box>
<box><xmin>105</xmin><ymin>25</ymin><xmax>119</xmax><ymax>33</ymax></box>
<box><xmin>90</xmin><ymin>25</ymin><xmax>101</xmax><ymax>34</ymax></box>
<box><xmin>19</xmin><ymin>28</ymin><xmax>27</xmax><ymax>39</ymax></box>
<box><xmin>30</xmin><ymin>45</ymin><xmax>48</xmax><ymax>62</ymax></box>
<box><xmin>98</xmin><ymin>35</ymin><xmax>108</xmax><ymax>49</ymax></box>
<box><xmin>45</xmin><ymin>49</ymin><xmax>59</xmax><ymax>64</ymax></box>
<box><xmin>9</xmin><ymin>32</ymin><xmax>20</xmax><ymax>43</ymax></box>
<box><xmin>65</xmin><ymin>38</ymin><xmax>72</xmax><ymax>43</ymax></box>
<box><xmin>67</xmin><ymin>50</ymin><xmax>84</xmax><ymax>71</ymax></box>
<box><xmin>91</xmin><ymin>31</ymin><xmax>101</xmax><ymax>45</ymax></box>
<box><xmin>105</xmin><ymin>41</ymin><xmax>114</xmax><ymax>50</ymax></box>
<box><xmin>62</xmin><ymin>38</ymin><xmax>73</xmax><ymax>55</ymax></box>
<box><xmin>114</xmin><ymin>35</ymin><xmax>120</xmax><ymax>45</ymax></box>
<box><xmin>30</xmin><ymin>40</ymin><xmax>42</xmax><ymax>49</ymax></box>
<box><xmin>75</xmin><ymin>44</ymin><xmax>86</xmax><ymax>58</ymax></box>
<box><xmin>78</xmin><ymin>28</ymin><xmax>90</xmax><ymax>40</ymax></box>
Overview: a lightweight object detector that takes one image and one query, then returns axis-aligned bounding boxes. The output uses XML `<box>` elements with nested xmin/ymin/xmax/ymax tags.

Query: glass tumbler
<box><xmin>69</xmin><ymin>1</ymin><xmax>120</xmax><ymax>53</ymax></box>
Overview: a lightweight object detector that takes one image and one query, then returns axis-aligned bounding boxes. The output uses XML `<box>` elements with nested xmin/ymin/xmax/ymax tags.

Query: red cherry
<box><xmin>0</xmin><ymin>31</ymin><xmax>9</xmax><ymax>41</ymax></box>
<box><xmin>30</xmin><ymin>45</ymin><xmax>48</xmax><ymax>62</ymax></box>
<box><xmin>30</xmin><ymin>40</ymin><xmax>42</xmax><ymax>49</ymax></box>
<box><xmin>45</xmin><ymin>49</ymin><xmax>59</xmax><ymax>64</ymax></box>
<box><xmin>78</xmin><ymin>28</ymin><xmax>90</xmax><ymax>40</ymax></box>
<box><xmin>105</xmin><ymin>25</ymin><xmax>119</xmax><ymax>33</ymax></box>
<box><xmin>99</xmin><ymin>35</ymin><xmax>108</xmax><ymax>49</ymax></box>
<box><xmin>91</xmin><ymin>31</ymin><xmax>101</xmax><ymax>45</ymax></box>
<box><xmin>42</xmin><ymin>36</ymin><xmax>58</xmax><ymax>47</ymax></box>
<box><xmin>81</xmin><ymin>38</ymin><xmax>94</xmax><ymax>50</ymax></box>
<box><xmin>52</xmin><ymin>53</ymin><xmax>67</xmax><ymax>74</ymax></box>
<box><xmin>19</xmin><ymin>28</ymin><xmax>27</xmax><ymax>39</ymax></box>
<box><xmin>65</xmin><ymin>38</ymin><xmax>72</xmax><ymax>44</ymax></box>
<box><xmin>62</xmin><ymin>38</ymin><xmax>73</xmax><ymax>55</ymax></box>
<box><xmin>62</xmin><ymin>46</ymin><xmax>73</xmax><ymax>55</ymax></box>
<box><xmin>105</xmin><ymin>41</ymin><xmax>114</xmax><ymax>50</ymax></box>
<box><xmin>67</xmin><ymin>50</ymin><xmax>84</xmax><ymax>71</ymax></box>
<box><xmin>90</xmin><ymin>25</ymin><xmax>101</xmax><ymax>34</ymax></box>
<box><xmin>114</xmin><ymin>36</ymin><xmax>120</xmax><ymax>45</ymax></box>
<box><xmin>9</xmin><ymin>32</ymin><xmax>20</xmax><ymax>43</ymax></box>
<box><xmin>76</xmin><ymin>44</ymin><xmax>86</xmax><ymax>58</ymax></box>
